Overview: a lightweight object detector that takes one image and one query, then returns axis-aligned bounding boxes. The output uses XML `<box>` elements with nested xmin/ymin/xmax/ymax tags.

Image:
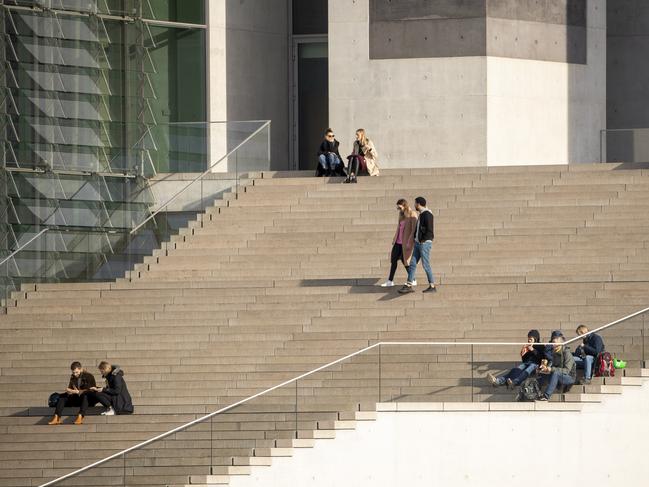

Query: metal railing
<box><xmin>38</xmin><ymin>305</ymin><xmax>649</xmax><ymax>487</ymax></box>
<box><xmin>0</xmin><ymin>228</ymin><xmax>49</xmax><ymax>268</ymax></box>
<box><xmin>129</xmin><ymin>120</ymin><xmax>271</xmax><ymax>235</ymax></box>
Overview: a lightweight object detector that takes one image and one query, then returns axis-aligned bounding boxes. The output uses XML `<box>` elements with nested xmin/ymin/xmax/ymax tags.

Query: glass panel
<box><xmin>3</xmin><ymin>6</ymin><xmax>206</xmax><ymax>174</ymax></box>
<box><xmin>143</xmin><ymin>0</ymin><xmax>205</xmax><ymax>24</ymax></box>
<box><xmin>601</xmin><ymin>128</ymin><xmax>649</xmax><ymax>164</ymax></box>
<box><xmin>0</xmin><ymin>120</ymin><xmax>271</xmax><ymax>305</ymax></box>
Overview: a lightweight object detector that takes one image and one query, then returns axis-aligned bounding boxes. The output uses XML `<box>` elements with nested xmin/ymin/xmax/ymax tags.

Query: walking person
<box><xmin>89</xmin><ymin>362</ymin><xmax>134</xmax><ymax>415</ymax></box>
<box><xmin>399</xmin><ymin>197</ymin><xmax>437</xmax><ymax>294</ymax></box>
<box><xmin>48</xmin><ymin>361</ymin><xmax>99</xmax><ymax>425</ymax></box>
<box><xmin>345</xmin><ymin>128</ymin><xmax>380</xmax><ymax>183</ymax></box>
<box><xmin>316</xmin><ymin>129</ymin><xmax>344</xmax><ymax>177</ymax></box>
<box><xmin>381</xmin><ymin>199</ymin><xmax>417</xmax><ymax>287</ymax></box>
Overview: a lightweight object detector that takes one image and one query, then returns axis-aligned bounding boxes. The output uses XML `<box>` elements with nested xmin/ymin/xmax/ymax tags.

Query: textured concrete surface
<box><xmin>607</xmin><ymin>0</ymin><xmax>649</xmax><ymax>130</ymax></box>
<box><xmin>369</xmin><ymin>0</ymin><xmax>587</xmax><ymax>63</ymax></box>
<box><xmin>330</xmin><ymin>0</ymin><xmax>488</xmax><ymax>168</ymax></box>
<box><xmin>207</xmin><ymin>0</ymin><xmax>289</xmax><ymax>171</ymax></box>
<box><xmin>486</xmin><ymin>0</ymin><xmax>606</xmax><ymax>165</ymax></box>
<box><xmin>330</xmin><ymin>0</ymin><xmax>604</xmax><ymax>168</ymax></box>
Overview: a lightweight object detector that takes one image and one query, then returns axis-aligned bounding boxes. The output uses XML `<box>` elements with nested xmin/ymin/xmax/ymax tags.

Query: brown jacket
<box><xmin>67</xmin><ymin>371</ymin><xmax>97</xmax><ymax>392</ymax></box>
<box><xmin>391</xmin><ymin>214</ymin><xmax>417</xmax><ymax>265</ymax></box>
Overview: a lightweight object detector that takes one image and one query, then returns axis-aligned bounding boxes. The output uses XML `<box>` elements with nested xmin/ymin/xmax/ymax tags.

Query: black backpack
<box><xmin>516</xmin><ymin>377</ymin><xmax>541</xmax><ymax>402</ymax></box>
<box><xmin>48</xmin><ymin>392</ymin><xmax>60</xmax><ymax>408</ymax></box>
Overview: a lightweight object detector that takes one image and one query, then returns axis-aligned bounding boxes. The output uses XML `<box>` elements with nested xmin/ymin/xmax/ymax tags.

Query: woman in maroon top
<box><xmin>381</xmin><ymin>199</ymin><xmax>418</xmax><ymax>287</ymax></box>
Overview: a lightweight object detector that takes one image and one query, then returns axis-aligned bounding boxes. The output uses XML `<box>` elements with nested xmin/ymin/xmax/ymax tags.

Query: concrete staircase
<box><xmin>1</xmin><ymin>163</ymin><xmax>648</xmax><ymax>487</ymax></box>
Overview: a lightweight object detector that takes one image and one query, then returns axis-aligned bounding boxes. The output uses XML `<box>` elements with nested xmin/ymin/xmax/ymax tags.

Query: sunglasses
<box><xmin>327</xmin><ymin>134</ymin><xmax>335</xmax><ymax>138</ymax></box>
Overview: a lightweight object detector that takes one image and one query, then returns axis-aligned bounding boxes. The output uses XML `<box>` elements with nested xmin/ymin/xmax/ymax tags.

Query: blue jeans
<box><xmin>540</xmin><ymin>371</ymin><xmax>575</xmax><ymax>399</ymax></box>
<box><xmin>574</xmin><ymin>355</ymin><xmax>595</xmax><ymax>380</ymax></box>
<box><xmin>495</xmin><ymin>362</ymin><xmax>538</xmax><ymax>386</ymax></box>
<box><xmin>318</xmin><ymin>153</ymin><xmax>339</xmax><ymax>171</ymax></box>
<box><xmin>407</xmin><ymin>241</ymin><xmax>434</xmax><ymax>284</ymax></box>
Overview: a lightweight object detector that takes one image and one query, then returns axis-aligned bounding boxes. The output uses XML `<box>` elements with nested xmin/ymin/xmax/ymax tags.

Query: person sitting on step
<box><xmin>487</xmin><ymin>329</ymin><xmax>544</xmax><ymax>389</ymax></box>
<box><xmin>316</xmin><ymin>128</ymin><xmax>344</xmax><ymax>177</ymax></box>
<box><xmin>48</xmin><ymin>361</ymin><xmax>98</xmax><ymax>425</ymax></box>
<box><xmin>89</xmin><ymin>362</ymin><xmax>134</xmax><ymax>416</ymax></box>
<box><xmin>537</xmin><ymin>334</ymin><xmax>576</xmax><ymax>401</ymax></box>
<box><xmin>344</xmin><ymin>128</ymin><xmax>380</xmax><ymax>183</ymax></box>
<box><xmin>572</xmin><ymin>324</ymin><xmax>605</xmax><ymax>385</ymax></box>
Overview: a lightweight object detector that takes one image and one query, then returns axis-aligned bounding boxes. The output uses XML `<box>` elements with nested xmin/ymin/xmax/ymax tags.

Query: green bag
<box><xmin>613</xmin><ymin>358</ymin><xmax>627</xmax><ymax>369</ymax></box>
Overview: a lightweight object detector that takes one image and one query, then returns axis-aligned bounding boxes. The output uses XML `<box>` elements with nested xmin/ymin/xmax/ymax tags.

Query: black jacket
<box><xmin>102</xmin><ymin>365</ymin><xmax>134</xmax><ymax>414</ymax></box>
<box><xmin>415</xmin><ymin>210</ymin><xmax>434</xmax><ymax>243</ymax></box>
<box><xmin>68</xmin><ymin>371</ymin><xmax>96</xmax><ymax>392</ymax></box>
<box><xmin>318</xmin><ymin>139</ymin><xmax>342</xmax><ymax>161</ymax></box>
<box><xmin>575</xmin><ymin>333</ymin><xmax>605</xmax><ymax>358</ymax></box>
<box><xmin>521</xmin><ymin>345</ymin><xmax>545</xmax><ymax>365</ymax></box>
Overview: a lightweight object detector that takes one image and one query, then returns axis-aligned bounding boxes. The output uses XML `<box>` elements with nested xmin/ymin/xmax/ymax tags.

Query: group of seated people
<box><xmin>488</xmin><ymin>325</ymin><xmax>605</xmax><ymax>401</ymax></box>
<box><xmin>48</xmin><ymin>361</ymin><xmax>133</xmax><ymax>425</ymax></box>
<box><xmin>316</xmin><ymin>128</ymin><xmax>380</xmax><ymax>182</ymax></box>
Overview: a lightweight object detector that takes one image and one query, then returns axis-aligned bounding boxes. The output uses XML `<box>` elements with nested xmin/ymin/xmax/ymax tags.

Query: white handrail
<box><xmin>38</xmin><ymin>305</ymin><xmax>649</xmax><ymax>487</ymax></box>
<box><xmin>129</xmin><ymin>120</ymin><xmax>271</xmax><ymax>235</ymax></box>
<box><xmin>0</xmin><ymin>228</ymin><xmax>49</xmax><ymax>267</ymax></box>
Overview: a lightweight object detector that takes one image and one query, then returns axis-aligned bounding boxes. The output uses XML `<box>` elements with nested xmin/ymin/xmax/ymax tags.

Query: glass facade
<box><xmin>2</xmin><ymin>0</ymin><xmax>206</xmax><ymax>174</ymax></box>
<box><xmin>0</xmin><ymin>0</ymin><xmax>206</xmax><ymax>298</ymax></box>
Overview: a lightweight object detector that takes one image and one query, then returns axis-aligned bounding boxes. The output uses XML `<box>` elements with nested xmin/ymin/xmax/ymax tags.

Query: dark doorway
<box><xmin>296</xmin><ymin>41</ymin><xmax>329</xmax><ymax>171</ymax></box>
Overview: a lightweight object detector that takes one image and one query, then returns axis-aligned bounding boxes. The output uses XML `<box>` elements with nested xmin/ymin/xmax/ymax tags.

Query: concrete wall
<box><xmin>486</xmin><ymin>0</ymin><xmax>606</xmax><ymax>166</ymax></box>
<box><xmin>329</xmin><ymin>0</ymin><xmax>488</xmax><ymax>168</ymax></box>
<box><xmin>231</xmin><ymin>384</ymin><xmax>649</xmax><ymax>487</ymax></box>
<box><xmin>330</xmin><ymin>0</ymin><xmax>605</xmax><ymax>168</ymax></box>
<box><xmin>606</xmin><ymin>1</ymin><xmax>649</xmax><ymax>163</ymax></box>
<box><xmin>607</xmin><ymin>0</ymin><xmax>649</xmax><ymax>130</ymax></box>
<box><xmin>207</xmin><ymin>0</ymin><xmax>289</xmax><ymax>171</ymax></box>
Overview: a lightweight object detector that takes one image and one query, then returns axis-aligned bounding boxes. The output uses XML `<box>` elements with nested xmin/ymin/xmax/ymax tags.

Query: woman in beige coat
<box><xmin>345</xmin><ymin>128</ymin><xmax>380</xmax><ymax>183</ymax></box>
<box><xmin>381</xmin><ymin>199</ymin><xmax>418</xmax><ymax>287</ymax></box>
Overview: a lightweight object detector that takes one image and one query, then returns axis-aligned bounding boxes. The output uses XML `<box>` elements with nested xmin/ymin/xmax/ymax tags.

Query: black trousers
<box><xmin>54</xmin><ymin>392</ymin><xmax>110</xmax><ymax>416</ymax></box>
<box><xmin>389</xmin><ymin>243</ymin><xmax>406</xmax><ymax>281</ymax></box>
<box><xmin>348</xmin><ymin>157</ymin><xmax>360</xmax><ymax>176</ymax></box>
<box><xmin>92</xmin><ymin>392</ymin><xmax>112</xmax><ymax>409</ymax></box>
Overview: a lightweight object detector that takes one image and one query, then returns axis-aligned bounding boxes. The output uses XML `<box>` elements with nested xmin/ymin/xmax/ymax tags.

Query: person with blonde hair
<box><xmin>381</xmin><ymin>199</ymin><xmax>417</xmax><ymax>287</ymax></box>
<box><xmin>89</xmin><ymin>362</ymin><xmax>134</xmax><ymax>415</ymax></box>
<box><xmin>345</xmin><ymin>128</ymin><xmax>380</xmax><ymax>183</ymax></box>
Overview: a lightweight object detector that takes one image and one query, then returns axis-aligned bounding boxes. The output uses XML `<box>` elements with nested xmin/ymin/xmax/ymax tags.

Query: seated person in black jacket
<box><xmin>89</xmin><ymin>361</ymin><xmax>134</xmax><ymax>415</ymax></box>
<box><xmin>48</xmin><ymin>361</ymin><xmax>99</xmax><ymax>425</ymax></box>
<box><xmin>316</xmin><ymin>129</ymin><xmax>344</xmax><ymax>177</ymax></box>
<box><xmin>488</xmin><ymin>329</ymin><xmax>544</xmax><ymax>388</ymax></box>
<box><xmin>573</xmin><ymin>324</ymin><xmax>605</xmax><ymax>385</ymax></box>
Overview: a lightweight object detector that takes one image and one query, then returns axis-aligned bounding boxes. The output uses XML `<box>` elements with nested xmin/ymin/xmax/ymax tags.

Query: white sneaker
<box><xmin>101</xmin><ymin>407</ymin><xmax>115</xmax><ymax>416</ymax></box>
<box><xmin>380</xmin><ymin>280</ymin><xmax>395</xmax><ymax>287</ymax></box>
<box><xmin>405</xmin><ymin>280</ymin><xmax>417</xmax><ymax>286</ymax></box>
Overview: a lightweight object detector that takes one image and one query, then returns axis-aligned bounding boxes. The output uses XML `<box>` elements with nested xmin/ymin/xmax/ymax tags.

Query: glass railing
<box><xmin>0</xmin><ymin>120</ymin><xmax>271</xmax><ymax>303</ymax></box>
<box><xmin>39</xmin><ymin>307</ymin><xmax>649</xmax><ymax>487</ymax></box>
<box><xmin>600</xmin><ymin>128</ymin><xmax>649</xmax><ymax>164</ymax></box>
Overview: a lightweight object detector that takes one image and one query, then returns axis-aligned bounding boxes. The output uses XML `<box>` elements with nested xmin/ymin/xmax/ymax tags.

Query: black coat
<box><xmin>575</xmin><ymin>333</ymin><xmax>605</xmax><ymax>358</ymax></box>
<box><xmin>521</xmin><ymin>344</ymin><xmax>545</xmax><ymax>365</ymax></box>
<box><xmin>318</xmin><ymin>139</ymin><xmax>342</xmax><ymax>160</ymax></box>
<box><xmin>415</xmin><ymin>210</ymin><xmax>434</xmax><ymax>243</ymax></box>
<box><xmin>102</xmin><ymin>366</ymin><xmax>134</xmax><ymax>414</ymax></box>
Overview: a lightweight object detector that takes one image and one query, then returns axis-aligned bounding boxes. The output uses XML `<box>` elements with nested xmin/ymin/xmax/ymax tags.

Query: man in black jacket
<box><xmin>317</xmin><ymin>129</ymin><xmax>343</xmax><ymax>177</ymax></box>
<box><xmin>90</xmin><ymin>362</ymin><xmax>134</xmax><ymax>415</ymax></box>
<box><xmin>48</xmin><ymin>361</ymin><xmax>98</xmax><ymax>425</ymax></box>
<box><xmin>573</xmin><ymin>324</ymin><xmax>605</xmax><ymax>385</ymax></box>
<box><xmin>399</xmin><ymin>196</ymin><xmax>436</xmax><ymax>294</ymax></box>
